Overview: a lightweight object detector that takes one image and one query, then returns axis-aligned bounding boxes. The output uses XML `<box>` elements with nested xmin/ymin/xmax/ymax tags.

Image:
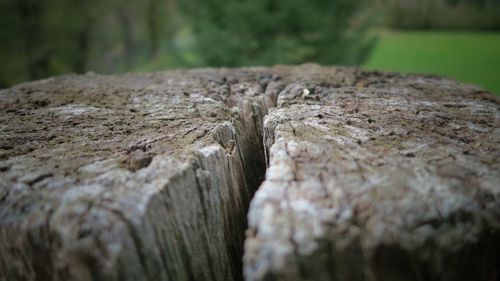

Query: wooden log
<box><xmin>0</xmin><ymin>65</ymin><xmax>499</xmax><ymax>281</ymax></box>
<box><xmin>0</xmin><ymin>69</ymin><xmax>280</xmax><ymax>281</ymax></box>
<box><xmin>244</xmin><ymin>66</ymin><xmax>500</xmax><ymax>281</ymax></box>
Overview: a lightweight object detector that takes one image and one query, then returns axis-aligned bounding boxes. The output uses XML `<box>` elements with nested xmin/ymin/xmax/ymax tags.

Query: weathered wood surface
<box><xmin>0</xmin><ymin>64</ymin><xmax>499</xmax><ymax>281</ymax></box>
<box><xmin>244</xmin><ymin>66</ymin><xmax>500</xmax><ymax>281</ymax></box>
<box><xmin>0</xmin><ymin>69</ymin><xmax>279</xmax><ymax>281</ymax></box>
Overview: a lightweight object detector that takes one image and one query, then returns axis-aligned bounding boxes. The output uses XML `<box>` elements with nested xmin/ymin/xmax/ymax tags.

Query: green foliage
<box><xmin>364</xmin><ymin>30</ymin><xmax>500</xmax><ymax>95</ymax></box>
<box><xmin>0</xmin><ymin>0</ymin><xmax>176</xmax><ymax>87</ymax></box>
<box><xmin>0</xmin><ymin>0</ymin><xmax>102</xmax><ymax>87</ymax></box>
<box><xmin>179</xmin><ymin>0</ymin><xmax>375</xmax><ymax>67</ymax></box>
<box><xmin>0</xmin><ymin>0</ymin><xmax>375</xmax><ymax>88</ymax></box>
<box><xmin>383</xmin><ymin>0</ymin><xmax>500</xmax><ymax>30</ymax></box>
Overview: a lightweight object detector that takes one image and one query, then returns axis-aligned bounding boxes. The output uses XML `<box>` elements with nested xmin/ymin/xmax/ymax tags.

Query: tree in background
<box><xmin>0</xmin><ymin>0</ymin><xmax>178</xmax><ymax>87</ymax></box>
<box><xmin>180</xmin><ymin>0</ymin><xmax>375</xmax><ymax>67</ymax></box>
<box><xmin>147</xmin><ymin>0</ymin><xmax>177</xmax><ymax>59</ymax></box>
<box><xmin>0</xmin><ymin>0</ymin><xmax>46</xmax><ymax>87</ymax></box>
<box><xmin>0</xmin><ymin>0</ymin><xmax>104</xmax><ymax>86</ymax></box>
<box><xmin>0</xmin><ymin>0</ymin><xmax>373</xmax><ymax>88</ymax></box>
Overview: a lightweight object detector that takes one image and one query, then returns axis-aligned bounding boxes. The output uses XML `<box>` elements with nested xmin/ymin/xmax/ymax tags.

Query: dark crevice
<box><xmin>202</xmin><ymin>77</ymin><xmax>282</xmax><ymax>281</ymax></box>
<box><xmin>1</xmin><ymin>72</ymin><xmax>288</xmax><ymax>281</ymax></box>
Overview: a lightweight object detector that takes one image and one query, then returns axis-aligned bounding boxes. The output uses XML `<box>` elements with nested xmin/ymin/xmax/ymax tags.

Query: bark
<box><xmin>0</xmin><ymin>65</ymin><xmax>498</xmax><ymax>281</ymax></box>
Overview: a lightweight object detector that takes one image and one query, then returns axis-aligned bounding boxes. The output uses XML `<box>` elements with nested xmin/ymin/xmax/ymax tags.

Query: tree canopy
<box><xmin>179</xmin><ymin>0</ymin><xmax>374</xmax><ymax>66</ymax></box>
<box><xmin>0</xmin><ymin>0</ymin><xmax>375</xmax><ymax>88</ymax></box>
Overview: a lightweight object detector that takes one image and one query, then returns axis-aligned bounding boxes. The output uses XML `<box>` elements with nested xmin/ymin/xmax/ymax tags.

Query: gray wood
<box><xmin>0</xmin><ymin>69</ymin><xmax>279</xmax><ymax>281</ymax></box>
<box><xmin>244</xmin><ymin>66</ymin><xmax>500</xmax><ymax>281</ymax></box>
<box><xmin>0</xmin><ymin>65</ymin><xmax>499</xmax><ymax>281</ymax></box>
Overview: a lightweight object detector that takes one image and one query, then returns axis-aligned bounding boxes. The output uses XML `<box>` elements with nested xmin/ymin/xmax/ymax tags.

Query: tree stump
<box><xmin>244</xmin><ymin>66</ymin><xmax>500</xmax><ymax>281</ymax></box>
<box><xmin>0</xmin><ymin>65</ymin><xmax>498</xmax><ymax>281</ymax></box>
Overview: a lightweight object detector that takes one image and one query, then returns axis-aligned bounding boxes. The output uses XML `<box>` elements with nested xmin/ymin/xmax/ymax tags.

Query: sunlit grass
<box><xmin>364</xmin><ymin>30</ymin><xmax>500</xmax><ymax>95</ymax></box>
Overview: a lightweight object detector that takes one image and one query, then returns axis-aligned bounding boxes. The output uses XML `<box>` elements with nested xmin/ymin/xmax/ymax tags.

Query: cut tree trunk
<box><xmin>0</xmin><ymin>69</ymin><xmax>278</xmax><ymax>281</ymax></box>
<box><xmin>0</xmin><ymin>65</ymin><xmax>498</xmax><ymax>281</ymax></box>
<box><xmin>244</xmin><ymin>66</ymin><xmax>500</xmax><ymax>281</ymax></box>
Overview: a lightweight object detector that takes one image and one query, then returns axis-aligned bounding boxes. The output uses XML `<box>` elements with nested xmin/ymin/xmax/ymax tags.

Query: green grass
<box><xmin>364</xmin><ymin>30</ymin><xmax>500</xmax><ymax>95</ymax></box>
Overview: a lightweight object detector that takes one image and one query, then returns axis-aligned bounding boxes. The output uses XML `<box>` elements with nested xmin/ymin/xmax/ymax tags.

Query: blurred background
<box><xmin>0</xmin><ymin>0</ymin><xmax>499</xmax><ymax>94</ymax></box>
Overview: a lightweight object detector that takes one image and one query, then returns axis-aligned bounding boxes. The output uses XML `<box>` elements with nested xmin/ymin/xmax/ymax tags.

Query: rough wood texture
<box><xmin>244</xmin><ymin>66</ymin><xmax>500</xmax><ymax>281</ymax></box>
<box><xmin>0</xmin><ymin>69</ymin><xmax>279</xmax><ymax>281</ymax></box>
<box><xmin>0</xmin><ymin>65</ymin><xmax>499</xmax><ymax>281</ymax></box>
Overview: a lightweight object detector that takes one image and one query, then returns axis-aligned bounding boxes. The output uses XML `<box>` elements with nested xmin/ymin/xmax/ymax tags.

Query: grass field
<box><xmin>364</xmin><ymin>30</ymin><xmax>500</xmax><ymax>95</ymax></box>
